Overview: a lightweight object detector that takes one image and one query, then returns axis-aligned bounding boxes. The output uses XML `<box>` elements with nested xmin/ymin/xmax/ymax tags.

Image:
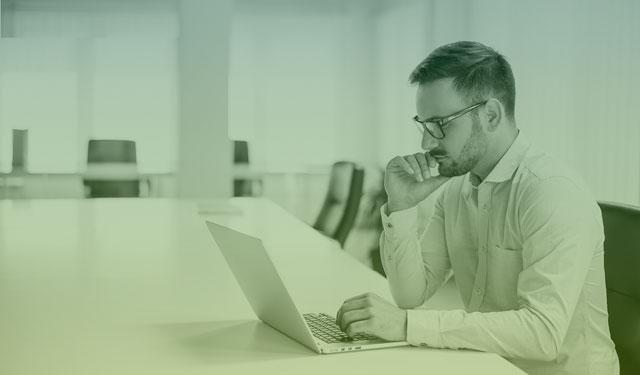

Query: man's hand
<box><xmin>335</xmin><ymin>293</ymin><xmax>407</xmax><ymax>342</ymax></box>
<box><xmin>385</xmin><ymin>153</ymin><xmax>450</xmax><ymax>213</ymax></box>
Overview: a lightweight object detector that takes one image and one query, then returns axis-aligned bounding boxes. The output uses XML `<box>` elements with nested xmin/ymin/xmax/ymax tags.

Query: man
<box><xmin>335</xmin><ymin>41</ymin><xmax>619</xmax><ymax>375</ymax></box>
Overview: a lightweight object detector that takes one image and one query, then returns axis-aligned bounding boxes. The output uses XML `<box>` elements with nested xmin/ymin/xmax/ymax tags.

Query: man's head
<box><xmin>409</xmin><ymin>41</ymin><xmax>517</xmax><ymax>178</ymax></box>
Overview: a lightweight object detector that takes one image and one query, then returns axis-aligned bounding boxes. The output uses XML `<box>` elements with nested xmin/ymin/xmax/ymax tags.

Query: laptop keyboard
<box><xmin>303</xmin><ymin>313</ymin><xmax>378</xmax><ymax>343</ymax></box>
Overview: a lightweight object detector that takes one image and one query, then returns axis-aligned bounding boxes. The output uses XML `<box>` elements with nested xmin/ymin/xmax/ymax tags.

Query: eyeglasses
<box><xmin>412</xmin><ymin>100</ymin><xmax>488</xmax><ymax>139</ymax></box>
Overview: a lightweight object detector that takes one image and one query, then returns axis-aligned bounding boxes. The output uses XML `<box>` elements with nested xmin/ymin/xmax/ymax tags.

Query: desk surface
<box><xmin>0</xmin><ymin>198</ymin><xmax>525</xmax><ymax>375</ymax></box>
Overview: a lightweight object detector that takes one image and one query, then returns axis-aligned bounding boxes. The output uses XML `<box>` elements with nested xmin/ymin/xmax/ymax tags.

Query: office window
<box><xmin>91</xmin><ymin>38</ymin><xmax>178</xmax><ymax>173</ymax></box>
<box><xmin>0</xmin><ymin>39</ymin><xmax>79</xmax><ymax>173</ymax></box>
<box><xmin>0</xmin><ymin>5</ymin><xmax>179</xmax><ymax>174</ymax></box>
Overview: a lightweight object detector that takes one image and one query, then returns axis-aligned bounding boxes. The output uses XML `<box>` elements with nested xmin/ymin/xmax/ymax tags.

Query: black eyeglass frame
<box><xmin>412</xmin><ymin>100</ymin><xmax>489</xmax><ymax>139</ymax></box>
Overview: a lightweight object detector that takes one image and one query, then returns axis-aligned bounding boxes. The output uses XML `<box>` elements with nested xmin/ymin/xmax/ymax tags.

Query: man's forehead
<box><xmin>416</xmin><ymin>78</ymin><xmax>464</xmax><ymax>119</ymax></box>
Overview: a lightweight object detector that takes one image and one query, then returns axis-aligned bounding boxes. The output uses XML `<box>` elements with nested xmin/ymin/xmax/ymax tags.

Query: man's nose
<box><xmin>421</xmin><ymin>132</ymin><xmax>439</xmax><ymax>151</ymax></box>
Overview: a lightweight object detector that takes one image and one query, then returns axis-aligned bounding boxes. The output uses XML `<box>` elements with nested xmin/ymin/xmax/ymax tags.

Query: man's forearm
<box><xmin>405</xmin><ymin>306</ymin><xmax>562</xmax><ymax>362</ymax></box>
<box><xmin>380</xmin><ymin>203</ymin><xmax>450</xmax><ymax>309</ymax></box>
<box><xmin>380</xmin><ymin>230</ymin><xmax>431</xmax><ymax>308</ymax></box>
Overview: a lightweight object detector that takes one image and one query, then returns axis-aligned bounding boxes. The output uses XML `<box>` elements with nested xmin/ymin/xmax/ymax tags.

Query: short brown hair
<box><xmin>409</xmin><ymin>41</ymin><xmax>516</xmax><ymax>119</ymax></box>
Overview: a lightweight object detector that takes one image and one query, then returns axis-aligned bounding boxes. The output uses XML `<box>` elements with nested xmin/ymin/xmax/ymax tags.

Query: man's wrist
<box><xmin>387</xmin><ymin>201</ymin><xmax>416</xmax><ymax>215</ymax></box>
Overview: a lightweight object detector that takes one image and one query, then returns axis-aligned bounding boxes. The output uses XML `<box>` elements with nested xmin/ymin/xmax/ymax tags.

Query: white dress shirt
<box><xmin>380</xmin><ymin>132</ymin><xmax>619</xmax><ymax>375</ymax></box>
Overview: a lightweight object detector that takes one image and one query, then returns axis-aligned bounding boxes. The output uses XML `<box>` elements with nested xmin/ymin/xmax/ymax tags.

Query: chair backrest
<box><xmin>233</xmin><ymin>140</ymin><xmax>250</xmax><ymax>164</ymax></box>
<box><xmin>598</xmin><ymin>201</ymin><xmax>640</xmax><ymax>375</ymax></box>
<box><xmin>232</xmin><ymin>140</ymin><xmax>255</xmax><ymax>196</ymax></box>
<box><xmin>11</xmin><ymin>129</ymin><xmax>29</xmax><ymax>172</ymax></box>
<box><xmin>313</xmin><ymin>161</ymin><xmax>365</xmax><ymax>247</ymax></box>
<box><xmin>87</xmin><ymin>139</ymin><xmax>136</xmax><ymax>164</ymax></box>
<box><xmin>84</xmin><ymin>139</ymin><xmax>139</xmax><ymax>198</ymax></box>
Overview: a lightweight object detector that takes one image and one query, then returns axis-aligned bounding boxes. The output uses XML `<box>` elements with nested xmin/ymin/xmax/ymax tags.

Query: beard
<box><xmin>438</xmin><ymin>115</ymin><xmax>488</xmax><ymax>177</ymax></box>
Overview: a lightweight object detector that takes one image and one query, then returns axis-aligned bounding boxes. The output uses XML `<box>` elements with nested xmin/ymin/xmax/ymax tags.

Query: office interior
<box><xmin>0</xmin><ymin>0</ymin><xmax>638</xmax><ymax>267</ymax></box>
<box><xmin>1</xmin><ymin>0</ymin><xmax>639</xmax><ymax>266</ymax></box>
<box><xmin>1</xmin><ymin>0</ymin><xmax>639</xmax><ymax>267</ymax></box>
<box><xmin>1</xmin><ymin>0</ymin><xmax>639</xmax><ymax>374</ymax></box>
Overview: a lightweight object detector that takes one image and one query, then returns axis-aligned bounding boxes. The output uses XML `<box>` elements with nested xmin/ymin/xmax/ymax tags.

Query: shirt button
<box><xmin>386</xmin><ymin>223</ymin><xmax>393</xmax><ymax>229</ymax></box>
<box><xmin>420</xmin><ymin>343</ymin><xmax>429</xmax><ymax>348</ymax></box>
<box><xmin>475</xmin><ymin>289</ymin><xmax>483</xmax><ymax>295</ymax></box>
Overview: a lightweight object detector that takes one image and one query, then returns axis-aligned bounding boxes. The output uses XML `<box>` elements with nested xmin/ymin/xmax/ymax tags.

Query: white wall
<box><xmin>374</xmin><ymin>0</ymin><xmax>430</xmax><ymax>167</ymax></box>
<box><xmin>228</xmin><ymin>2</ymin><xmax>378</xmax><ymax>173</ymax></box>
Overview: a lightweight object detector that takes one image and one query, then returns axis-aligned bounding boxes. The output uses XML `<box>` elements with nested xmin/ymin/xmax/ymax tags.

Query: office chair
<box><xmin>233</xmin><ymin>140</ymin><xmax>250</xmax><ymax>164</ymax></box>
<box><xmin>83</xmin><ymin>139</ymin><xmax>141</xmax><ymax>198</ymax></box>
<box><xmin>598</xmin><ymin>201</ymin><xmax>640</xmax><ymax>375</ymax></box>
<box><xmin>11</xmin><ymin>129</ymin><xmax>29</xmax><ymax>173</ymax></box>
<box><xmin>313</xmin><ymin>161</ymin><xmax>365</xmax><ymax>247</ymax></box>
<box><xmin>232</xmin><ymin>140</ymin><xmax>262</xmax><ymax>197</ymax></box>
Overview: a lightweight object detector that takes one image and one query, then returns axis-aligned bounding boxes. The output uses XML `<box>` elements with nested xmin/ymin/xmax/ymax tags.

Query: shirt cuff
<box><xmin>406</xmin><ymin>309</ymin><xmax>442</xmax><ymax>348</ymax></box>
<box><xmin>380</xmin><ymin>203</ymin><xmax>419</xmax><ymax>241</ymax></box>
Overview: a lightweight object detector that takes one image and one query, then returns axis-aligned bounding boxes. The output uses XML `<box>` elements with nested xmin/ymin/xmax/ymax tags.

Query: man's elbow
<box><xmin>390</xmin><ymin>289</ymin><xmax>426</xmax><ymax>309</ymax></box>
<box><xmin>528</xmin><ymin>319</ymin><xmax>563</xmax><ymax>362</ymax></box>
<box><xmin>532</xmin><ymin>340</ymin><xmax>561</xmax><ymax>362</ymax></box>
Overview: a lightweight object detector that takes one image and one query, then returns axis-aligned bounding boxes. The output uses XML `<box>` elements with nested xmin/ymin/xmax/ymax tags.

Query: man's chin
<box><xmin>438</xmin><ymin>160</ymin><xmax>470</xmax><ymax>177</ymax></box>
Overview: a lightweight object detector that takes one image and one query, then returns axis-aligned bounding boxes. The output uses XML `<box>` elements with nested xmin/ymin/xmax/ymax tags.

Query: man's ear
<box><xmin>484</xmin><ymin>99</ymin><xmax>503</xmax><ymax>131</ymax></box>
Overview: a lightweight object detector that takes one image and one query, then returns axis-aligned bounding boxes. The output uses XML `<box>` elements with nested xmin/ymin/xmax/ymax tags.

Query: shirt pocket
<box><xmin>487</xmin><ymin>245</ymin><xmax>523</xmax><ymax>310</ymax></box>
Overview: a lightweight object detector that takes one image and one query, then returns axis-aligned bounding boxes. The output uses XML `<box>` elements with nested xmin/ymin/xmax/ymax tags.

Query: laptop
<box><xmin>206</xmin><ymin>221</ymin><xmax>409</xmax><ymax>354</ymax></box>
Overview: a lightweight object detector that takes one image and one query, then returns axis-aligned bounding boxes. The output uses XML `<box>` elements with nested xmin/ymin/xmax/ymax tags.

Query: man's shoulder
<box><xmin>519</xmin><ymin>146</ymin><xmax>571</xmax><ymax>180</ymax></box>
<box><xmin>515</xmin><ymin>145</ymin><xmax>596</xmax><ymax>208</ymax></box>
<box><xmin>516</xmin><ymin>145</ymin><xmax>587</xmax><ymax>189</ymax></box>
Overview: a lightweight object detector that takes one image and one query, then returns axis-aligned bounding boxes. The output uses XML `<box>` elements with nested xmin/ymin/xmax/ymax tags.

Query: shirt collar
<box><xmin>484</xmin><ymin>130</ymin><xmax>530</xmax><ymax>183</ymax></box>
<box><xmin>462</xmin><ymin>130</ymin><xmax>531</xmax><ymax>198</ymax></box>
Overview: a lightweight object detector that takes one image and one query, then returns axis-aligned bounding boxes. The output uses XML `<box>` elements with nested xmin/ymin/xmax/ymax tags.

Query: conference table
<box><xmin>0</xmin><ymin>198</ymin><xmax>526</xmax><ymax>375</ymax></box>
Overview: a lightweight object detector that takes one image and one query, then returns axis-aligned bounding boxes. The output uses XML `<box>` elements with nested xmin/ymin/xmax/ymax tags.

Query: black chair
<box><xmin>598</xmin><ymin>201</ymin><xmax>640</xmax><ymax>375</ymax></box>
<box><xmin>83</xmin><ymin>139</ymin><xmax>141</xmax><ymax>198</ymax></box>
<box><xmin>233</xmin><ymin>140</ymin><xmax>250</xmax><ymax>164</ymax></box>
<box><xmin>313</xmin><ymin>161</ymin><xmax>365</xmax><ymax>247</ymax></box>
<box><xmin>232</xmin><ymin>140</ymin><xmax>261</xmax><ymax>197</ymax></box>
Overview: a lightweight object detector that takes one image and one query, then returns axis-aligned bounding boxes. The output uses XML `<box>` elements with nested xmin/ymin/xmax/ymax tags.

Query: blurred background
<box><xmin>0</xmin><ymin>0</ymin><xmax>639</xmax><ymax>266</ymax></box>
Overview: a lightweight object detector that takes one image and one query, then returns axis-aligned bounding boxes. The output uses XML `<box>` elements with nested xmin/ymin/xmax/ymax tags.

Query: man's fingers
<box><xmin>340</xmin><ymin>299</ymin><xmax>368</xmax><ymax>314</ymax></box>
<box><xmin>342</xmin><ymin>292</ymin><xmax>373</xmax><ymax>304</ymax></box>
<box><xmin>336</xmin><ymin>293</ymin><xmax>380</xmax><ymax>326</ymax></box>
<box><xmin>394</xmin><ymin>156</ymin><xmax>415</xmax><ymax>175</ymax></box>
<box><xmin>414</xmin><ymin>153</ymin><xmax>431</xmax><ymax>180</ymax></box>
<box><xmin>346</xmin><ymin>320</ymin><xmax>372</xmax><ymax>338</ymax></box>
<box><xmin>336</xmin><ymin>297</ymin><xmax>370</xmax><ymax>326</ymax></box>
<box><xmin>425</xmin><ymin>152</ymin><xmax>437</xmax><ymax>169</ymax></box>
<box><xmin>340</xmin><ymin>309</ymin><xmax>371</xmax><ymax>331</ymax></box>
<box><xmin>403</xmin><ymin>156</ymin><xmax>422</xmax><ymax>182</ymax></box>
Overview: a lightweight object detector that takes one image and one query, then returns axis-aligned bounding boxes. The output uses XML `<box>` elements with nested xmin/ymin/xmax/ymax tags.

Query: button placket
<box><xmin>469</xmin><ymin>184</ymin><xmax>491</xmax><ymax>310</ymax></box>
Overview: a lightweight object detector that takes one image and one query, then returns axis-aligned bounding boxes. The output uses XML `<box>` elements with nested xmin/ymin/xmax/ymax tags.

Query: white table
<box><xmin>0</xmin><ymin>198</ymin><xmax>525</xmax><ymax>375</ymax></box>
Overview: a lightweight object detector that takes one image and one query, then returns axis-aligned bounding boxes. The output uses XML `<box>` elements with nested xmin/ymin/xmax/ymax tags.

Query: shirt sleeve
<box><xmin>405</xmin><ymin>177</ymin><xmax>601</xmax><ymax>362</ymax></box>
<box><xmin>380</xmin><ymin>190</ymin><xmax>452</xmax><ymax>309</ymax></box>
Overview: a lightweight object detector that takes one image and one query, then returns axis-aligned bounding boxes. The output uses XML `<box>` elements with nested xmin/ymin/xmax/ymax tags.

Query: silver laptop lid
<box><xmin>206</xmin><ymin>221</ymin><xmax>319</xmax><ymax>352</ymax></box>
